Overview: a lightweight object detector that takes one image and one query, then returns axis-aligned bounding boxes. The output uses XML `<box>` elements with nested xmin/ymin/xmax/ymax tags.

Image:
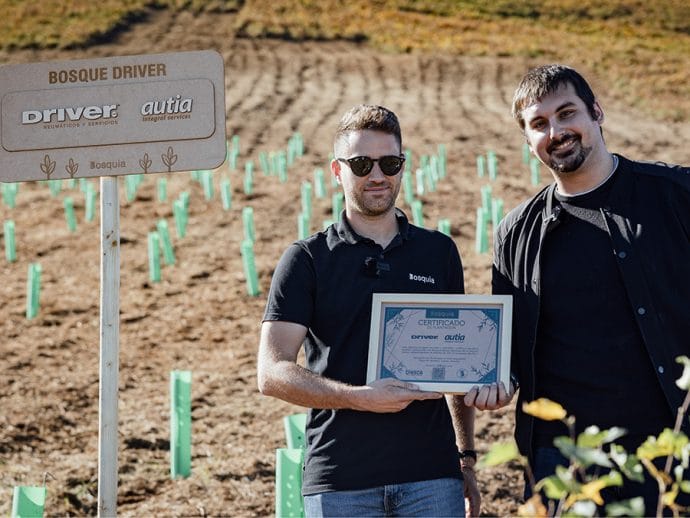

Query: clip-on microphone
<box><xmin>363</xmin><ymin>256</ymin><xmax>390</xmax><ymax>278</ymax></box>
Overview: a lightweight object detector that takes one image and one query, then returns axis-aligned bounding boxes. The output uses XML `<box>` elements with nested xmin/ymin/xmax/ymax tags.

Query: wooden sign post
<box><xmin>0</xmin><ymin>50</ymin><xmax>226</xmax><ymax>517</ymax></box>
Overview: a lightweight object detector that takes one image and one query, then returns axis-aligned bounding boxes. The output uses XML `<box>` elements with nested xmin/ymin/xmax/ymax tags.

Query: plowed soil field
<box><xmin>2</xmin><ymin>7</ymin><xmax>689</xmax><ymax>517</ymax></box>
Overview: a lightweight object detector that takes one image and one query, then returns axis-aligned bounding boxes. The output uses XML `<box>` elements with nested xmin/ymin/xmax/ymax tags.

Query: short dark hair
<box><xmin>334</xmin><ymin>104</ymin><xmax>402</xmax><ymax>152</ymax></box>
<box><xmin>512</xmin><ymin>64</ymin><xmax>598</xmax><ymax>130</ymax></box>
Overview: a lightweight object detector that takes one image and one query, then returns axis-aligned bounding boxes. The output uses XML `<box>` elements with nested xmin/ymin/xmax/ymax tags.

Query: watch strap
<box><xmin>459</xmin><ymin>449</ymin><xmax>477</xmax><ymax>461</ymax></box>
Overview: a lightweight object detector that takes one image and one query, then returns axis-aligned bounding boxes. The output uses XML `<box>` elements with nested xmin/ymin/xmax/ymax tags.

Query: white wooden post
<box><xmin>98</xmin><ymin>176</ymin><xmax>120</xmax><ymax>517</ymax></box>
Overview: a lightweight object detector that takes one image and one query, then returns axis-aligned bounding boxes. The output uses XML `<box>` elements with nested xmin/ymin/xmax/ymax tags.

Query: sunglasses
<box><xmin>336</xmin><ymin>155</ymin><xmax>405</xmax><ymax>177</ymax></box>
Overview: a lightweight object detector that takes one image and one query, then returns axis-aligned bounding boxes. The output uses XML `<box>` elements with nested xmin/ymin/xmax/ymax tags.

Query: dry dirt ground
<box><xmin>1</xmin><ymin>7</ymin><xmax>689</xmax><ymax>517</ymax></box>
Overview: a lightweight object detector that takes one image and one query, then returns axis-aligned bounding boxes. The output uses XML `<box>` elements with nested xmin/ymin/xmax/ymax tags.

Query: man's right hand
<box><xmin>463</xmin><ymin>381</ymin><xmax>514</xmax><ymax>410</ymax></box>
<box><xmin>352</xmin><ymin>378</ymin><xmax>443</xmax><ymax>413</ymax></box>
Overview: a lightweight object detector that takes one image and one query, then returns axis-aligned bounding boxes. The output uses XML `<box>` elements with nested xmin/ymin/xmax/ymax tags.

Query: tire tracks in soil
<box><xmin>227</xmin><ymin>39</ymin><xmax>281</xmax><ymax>154</ymax></box>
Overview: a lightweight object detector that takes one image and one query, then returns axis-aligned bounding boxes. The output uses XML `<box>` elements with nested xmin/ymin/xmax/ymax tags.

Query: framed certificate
<box><xmin>366</xmin><ymin>293</ymin><xmax>512</xmax><ymax>394</ymax></box>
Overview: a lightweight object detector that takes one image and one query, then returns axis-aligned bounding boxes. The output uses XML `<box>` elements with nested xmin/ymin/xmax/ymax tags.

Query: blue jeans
<box><xmin>303</xmin><ymin>477</ymin><xmax>464</xmax><ymax>517</ymax></box>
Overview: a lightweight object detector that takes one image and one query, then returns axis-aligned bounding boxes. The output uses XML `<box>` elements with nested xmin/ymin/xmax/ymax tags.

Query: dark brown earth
<box><xmin>1</xmin><ymin>7</ymin><xmax>689</xmax><ymax>517</ymax></box>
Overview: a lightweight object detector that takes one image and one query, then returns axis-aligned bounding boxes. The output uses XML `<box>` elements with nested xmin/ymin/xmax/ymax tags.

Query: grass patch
<box><xmin>0</xmin><ymin>0</ymin><xmax>148</xmax><ymax>50</ymax></box>
<box><xmin>0</xmin><ymin>0</ymin><xmax>687</xmax><ymax>120</ymax></box>
<box><xmin>0</xmin><ymin>0</ymin><xmax>242</xmax><ymax>50</ymax></box>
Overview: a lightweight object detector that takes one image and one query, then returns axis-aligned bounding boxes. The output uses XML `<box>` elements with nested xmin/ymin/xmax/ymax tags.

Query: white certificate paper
<box><xmin>366</xmin><ymin>294</ymin><xmax>512</xmax><ymax>393</ymax></box>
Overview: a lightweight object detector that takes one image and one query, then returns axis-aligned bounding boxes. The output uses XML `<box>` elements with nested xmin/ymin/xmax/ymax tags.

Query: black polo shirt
<box><xmin>263</xmin><ymin>208</ymin><xmax>465</xmax><ymax>495</ymax></box>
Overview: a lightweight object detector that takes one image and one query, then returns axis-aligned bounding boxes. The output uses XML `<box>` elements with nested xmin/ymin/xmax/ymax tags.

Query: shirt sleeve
<box><xmin>262</xmin><ymin>243</ymin><xmax>315</xmax><ymax>326</ymax></box>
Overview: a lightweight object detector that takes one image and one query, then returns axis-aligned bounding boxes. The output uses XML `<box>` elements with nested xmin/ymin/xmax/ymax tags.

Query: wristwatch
<box><xmin>459</xmin><ymin>449</ymin><xmax>477</xmax><ymax>461</ymax></box>
<box><xmin>510</xmin><ymin>373</ymin><xmax>520</xmax><ymax>392</ymax></box>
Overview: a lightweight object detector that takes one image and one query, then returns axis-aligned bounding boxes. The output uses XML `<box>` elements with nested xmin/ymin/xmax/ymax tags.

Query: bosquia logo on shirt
<box><xmin>409</xmin><ymin>273</ymin><xmax>435</xmax><ymax>284</ymax></box>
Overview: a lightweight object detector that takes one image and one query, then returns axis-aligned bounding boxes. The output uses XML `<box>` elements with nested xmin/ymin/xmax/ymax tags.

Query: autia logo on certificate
<box><xmin>366</xmin><ymin>294</ymin><xmax>513</xmax><ymax>394</ymax></box>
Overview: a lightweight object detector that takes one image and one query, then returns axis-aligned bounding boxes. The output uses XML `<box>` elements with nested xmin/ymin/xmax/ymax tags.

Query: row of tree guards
<box><xmin>9</xmin><ymin>370</ymin><xmax>192</xmax><ymax>518</ymax></box>
<box><xmin>0</xmin><ymin>134</ymin><xmax>543</xmax><ymax>317</ymax></box>
<box><xmin>2</xmin><ymin>133</ymin><xmax>543</xmax><ymax>515</ymax></box>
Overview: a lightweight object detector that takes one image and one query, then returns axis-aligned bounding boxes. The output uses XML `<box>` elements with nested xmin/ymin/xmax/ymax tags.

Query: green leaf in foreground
<box><xmin>637</xmin><ymin>429</ymin><xmax>689</xmax><ymax>461</ymax></box>
<box><xmin>477</xmin><ymin>441</ymin><xmax>521</xmax><ymax>468</ymax></box>
<box><xmin>554</xmin><ymin>436</ymin><xmax>613</xmax><ymax>469</ymax></box>
<box><xmin>537</xmin><ymin>466</ymin><xmax>573</xmax><ymax>500</ymax></box>
<box><xmin>609</xmin><ymin>444</ymin><xmax>645</xmax><ymax>483</ymax></box>
<box><xmin>605</xmin><ymin>497</ymin><xmax>645</xmax><ymax>517</ymax></box>
<box><xmin>577</xmin><ymin>425</ymin><xmax>627</xmax><ymax>449</ymax></box>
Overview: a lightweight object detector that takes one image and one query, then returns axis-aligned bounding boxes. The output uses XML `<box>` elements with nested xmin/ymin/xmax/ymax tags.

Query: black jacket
<box><xmin>492</xmin><ymin>154</ymin><xmax>690</xmax><ymax>460</ymax></box>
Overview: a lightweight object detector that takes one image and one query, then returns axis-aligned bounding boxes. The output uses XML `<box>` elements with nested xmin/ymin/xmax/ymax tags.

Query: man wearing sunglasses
<box><xmin>258</xmin><ymin>105</ymin><xmax>484</xmax><ymax>517</ymax></box>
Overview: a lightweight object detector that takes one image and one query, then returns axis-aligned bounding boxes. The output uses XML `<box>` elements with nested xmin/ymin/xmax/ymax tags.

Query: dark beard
<box><xmin>547</xmin><ymin>134</ymin><xmax>591</xmax><ymax>173</ymax></box>
<box><xmin>549</xmin><ymin>146</ymin><xmax>589</xmax><ymax>173</ymax></box>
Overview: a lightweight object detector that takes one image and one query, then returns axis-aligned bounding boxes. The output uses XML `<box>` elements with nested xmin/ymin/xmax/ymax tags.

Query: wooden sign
<box><xmin>0</xmin><ymin>50</ymin><xmax>226</xmax><ymax>182</ymax></box>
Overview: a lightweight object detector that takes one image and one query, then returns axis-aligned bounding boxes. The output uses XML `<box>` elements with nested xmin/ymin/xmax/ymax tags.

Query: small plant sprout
<box><xmin>85</xmin><ymin>183</ymin><xmax>97</xmax><ymax>222</ymax></box>
<box><xmin>170</xmin><ymin>370</ymin><xmax>192</xmax><ymax>479</ymax></box>
<box><xmin>415</xmin><ymin>168</ymin><xmax>425</xmax><ymax>196</ymax></box>
<box><xmin>314</xmin><ymin>168</ymin><xmax>327</xmax><ymax>199</ymax></box>
<box><xmin>2</xmin><ymin>183</ymin><xmax>19</xmax><ymax>208</ymax></box>
<box><xmin>157</xmin><ymin>178</ymin><xmax>168</xmax><ymax>202</ymax></box>
<box><xmin>402</xmin><ymin>171</ymin><xmax>414</xmax><ymax>206</ymax></box>
<box><xmin>26</xmin><ymin>262</ymin><xmax>41</xmax><ymax>319</ymax></box>
<box><xmin>523</xmin><ymin>142</ymin><xmax>532</xmax><ymax>164</ymax></box>
<box><xmin>4</xmin><ymin>220</ymin><xmax>16</xmax><ymax>262</ymax></box>
<box><xmin>240</xmin><ymin>240</ymin><xmax>260</xmax><ymax>297</ymax></box>
<box><xmin>242</xmin><ymin>207</ymin><xmax>255</xmax><ymax>243</ymax></box>
<box><xmin>332</xmin><ymin>192</ymin><xmax>343</xmax><ymax>221</ymax></box>
<box><xmin>148</xmin><ymin>232</ymin><xmax>161</xmax><ymax>283</ymax></box>
<box><xmin>477</xmin><ymin>154</ymin><xmax>486</xmax><ymax>178</ymax></box>
<box><xmin>173</xmin><ymin>199</ymin><xmax>188</xmax><ymax>238</ymax></box>
<box><xmin>411</xmin><ymin>199</ymin><xmax>424</xmax><ymax>227</ymax></box>
<box><xmin>244</xmin><ymin>161</ymin><xmax>254</xmax><ymax>195</ymax></box>
<box><xmin>220</xmin><ymin>178</ymin><xmax>232</xmax><ymax>211</ymax></box>
<box><xmin>301</xmin><ymin>181</ymin><xmax>312</xmax><ymax>220</ymax></box>
<box><xmin>531</xmin><ymin>157</ymin><xmax>541</xmax><ymax>186</ymax></box>
<box><xmin>63</xmin><ymin>197</ymin><xmax>77</xmax><ymax>232</ymax></box>
<box><xmin>475</xmin><ymin>207</ymin><xmax>488</xmax><ymax>254</ymax></box>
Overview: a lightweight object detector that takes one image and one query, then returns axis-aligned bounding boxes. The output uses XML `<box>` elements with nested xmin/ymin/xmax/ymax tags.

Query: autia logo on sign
<box><xmin>141</xmin><ymin>95</ymin><xmax>193</xmax><ymax>115</ymax></box>
<box><xmin>22</xmin><ymin>104</ymin><xmax>119</xmax><ymax>124</ymax></box>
